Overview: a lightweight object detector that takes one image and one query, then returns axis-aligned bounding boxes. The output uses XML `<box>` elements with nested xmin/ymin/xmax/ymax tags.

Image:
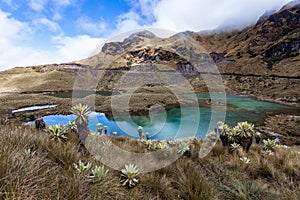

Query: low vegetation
<box><xmin>0</xmin><ymin>121</ymin><xmax>299</xmax><ymax>199</ymax></box>
<box><xmin>0</xmin><ymin>104</ymin><xmax>299</xmax><ymax>199</ymax></box>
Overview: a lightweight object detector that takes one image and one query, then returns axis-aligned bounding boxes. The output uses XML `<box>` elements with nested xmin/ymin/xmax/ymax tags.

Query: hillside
<box><xmin>76</xmin><ymin>2</ymin><xmax>300</xmax><ymax>103</ymax></box>
<box><xmin>0</xmin><ymin>2</ymin><xmax>299</xmax><ymax>125</ymax></box>
<box><xmin>1</xmin><ymin>2</ymin><xmax>300</xmax><ymax>199</ymax></box>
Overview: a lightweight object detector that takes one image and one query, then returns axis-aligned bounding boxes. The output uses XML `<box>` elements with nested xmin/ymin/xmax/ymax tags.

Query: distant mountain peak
<box><xmin>256</xmin><ymin>9</ymin><xmax>277</xmax><ymax>25</ymax></box>
<box><xmin>257</xmin><ymin>0</ymin><xmax>300</xmax><ymax>25</ymax></box>
<box><xmin>123</xmin><ymin>30</ymin><xmax>157</xmax><ymax>43</ymax></box>
<box><xmin>281</xmin><ymin>0</ymin><xmax>300</xmax><ymax>10</ymax></box>
<box><xmin>129</xmin><ymin>30</ymin><xmax>157</xmax><ymax>38</ymax></box>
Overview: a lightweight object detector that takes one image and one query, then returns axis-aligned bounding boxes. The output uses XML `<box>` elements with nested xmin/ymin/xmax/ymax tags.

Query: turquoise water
<box><xmin>33</xmin><ymin>95</ymin><xmax>292</xmax><ymax>140</ymax></box>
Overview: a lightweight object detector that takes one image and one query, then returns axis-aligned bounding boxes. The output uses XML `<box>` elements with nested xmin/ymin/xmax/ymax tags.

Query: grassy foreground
<box><xmin>0</xmin><ymin>124</ymin><xmax>299</xmax><ymax>200</ymax></box>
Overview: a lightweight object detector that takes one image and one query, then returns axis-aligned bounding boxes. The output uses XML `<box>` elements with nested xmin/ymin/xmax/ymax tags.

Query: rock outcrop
<box><xmin>265</xmin><ymin>39</ymin><xmax>300</xmax><ymax>58</ymax></box>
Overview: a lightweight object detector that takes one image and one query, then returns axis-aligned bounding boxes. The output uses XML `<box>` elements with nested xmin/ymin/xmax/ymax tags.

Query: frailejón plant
<box><xmin>120</xmin><ymin>164</ymin><xmax>140</xmax><ymax>188</ymax></box>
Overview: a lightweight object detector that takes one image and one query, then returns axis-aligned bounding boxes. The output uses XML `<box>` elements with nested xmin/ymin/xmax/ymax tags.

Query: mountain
<box><xmin>79</xmin><ymin>2</ymin><xmax>300</xmax><ymax>77</ymax></box>
<box><xmin>74</xmin><ymin>2</ymin><xmax>300</xmax><ymax>104</ymax></box>
<box><xmin>0</xmin><ymin>1</ymin><xmax>299</xmax><ymax>114</ymax></box>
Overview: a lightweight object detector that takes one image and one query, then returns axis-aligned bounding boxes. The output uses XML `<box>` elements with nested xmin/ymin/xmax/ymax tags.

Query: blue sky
<box><xmin>0</xmin><ymin>0</ymin><xmax>292</xmax><ymax>70</ymax></box>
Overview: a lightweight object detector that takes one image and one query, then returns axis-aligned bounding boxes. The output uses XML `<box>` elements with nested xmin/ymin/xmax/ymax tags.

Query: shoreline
<box><xmin>2</xmin><ymin>91</ymin><xmax>299</xmax><ymax>117</ymax></box>
<box><xmin>2</xmin><ymin>91</ymin><xmax>298</xmax><ymax>145</ymax></box>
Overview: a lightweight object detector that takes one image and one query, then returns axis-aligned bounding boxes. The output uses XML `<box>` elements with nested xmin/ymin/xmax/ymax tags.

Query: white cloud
<box><xmin>0</xmin><ymin>35</ymin><xmax>105</xmax><ymax>71</ymax></box>
<box><xmin>33</xmin><ymin>18</ymin><xmax>61</xmax><ymax>33</ymax></box>
<box><xmin>0</xmin><ymin>35</ymin><xmax>104</xmax><ymax>71</ymax></box>
<box><xmin>150</xmin><ymin>0</ymin><xmax>293</xmax><ymax>31</ymax></box>
<box><xmin>51</xmin><ymin>0</ymin><xmax>71</xmax><ymax>20</ymax></box>
<box><xmin>114</xmin><ymin>0</ymin><xmax>292</xmax><ymax>35</ymax></box>
<box><xmin>120</xmin><ymin>0</ymin><xmax>293</xmax><ymax>32</ymax></box>
<box><xmin>0</xmin><ymin>45</ymin><xmax>53</xmax><ymax>69</ymax></box>
<box><xmin>0</xmin><ymin>9</ymin><xmax>32</xmax><ymax>41</ymax></box>
<box><xmin>126</xmin><ymin>0</ymin><xmax>158</xmax><ymax>20</ymax></box>
<box><xmin>52</xmin><ymin>12</ymin><xmax>62</xmax><ymax>21</ymax></box>
<box><xmin>0</xmin><ymin>9</ymin><xmax>38</xmax><ymax>70</ymax></box>
<box><xmin>28</xmin><ymin>0</ymin><xmax>71</xmax><ymax>20</ymax></box>
<box><xmin>113</xmin><ymin>10</ymin><xmax>145</xmax><ymax>35</ymax></box>
<box><xmin>76</xmin><ymin>17</ymin><xmax>107</xmax><ymax>36</ymax></box>
<box><xmin>138</xmin><ymin>0</ymin><xmax>158</xmax><ymax>19</ymax></box>
<box><xmin>28</xmin><ymin>0</ymin><xmax>48</xmax><ymax>12</ymax></box>
<box><xmin>52</xmin><ymin>35</ymin><xmax>105</xmax><ymax>61</ymax></box>
<box><xmin>0</xmin><ymin>9</ymin><xmax>104</xmax><ymax>70</ymax></box>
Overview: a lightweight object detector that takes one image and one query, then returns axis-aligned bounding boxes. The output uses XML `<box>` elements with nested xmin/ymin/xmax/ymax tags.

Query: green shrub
<box><xmin>88</xmin><ymin>165</ymin><xmax>109</xmax><ymax>180</ymax></box>
<box><xmin>47</xmin><ymin>125</ymin><xmax>68</xmax><ymax>142</ymax></box>
<box><xmin>74</xmin><ymin>160</ymin><xmax>92</xmax><ymax>174</ymax></box>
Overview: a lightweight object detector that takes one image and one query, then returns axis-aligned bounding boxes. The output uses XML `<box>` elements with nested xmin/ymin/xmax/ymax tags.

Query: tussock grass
<box><xmin>0</xmin><ymin>125</ymin><xmax>299</xmax><ymax>199</ymax></box>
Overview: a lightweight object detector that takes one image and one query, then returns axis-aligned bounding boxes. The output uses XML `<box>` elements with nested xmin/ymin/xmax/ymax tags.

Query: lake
<box><xmin>30</xmin><ymin>94</ymin><xmax>292</xmax><ymax>140</ymax></box>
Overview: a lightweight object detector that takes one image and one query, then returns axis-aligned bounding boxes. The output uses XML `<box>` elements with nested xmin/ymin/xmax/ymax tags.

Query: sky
<box><xmin>0</xmin><ymin>0</ymin><xmax>293</xmax><ymax>70</ymax></box>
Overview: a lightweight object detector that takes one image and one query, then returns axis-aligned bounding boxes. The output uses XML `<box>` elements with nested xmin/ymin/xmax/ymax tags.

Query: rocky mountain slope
<box><xmin>0</xmin><ymin>1</ymin><xmax>299</xmax><ymax>117</ymax></box>
<box><xmin>74</xmin><ymin>1</ymin><xmax>300</xmax><ymax>104</ymax></box>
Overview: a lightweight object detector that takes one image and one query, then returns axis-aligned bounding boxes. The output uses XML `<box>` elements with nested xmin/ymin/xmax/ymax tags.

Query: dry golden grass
<box><xmin>0</xmin><ymin>125</ymin><xmax>299</xmax><ymax>200</ymax></box>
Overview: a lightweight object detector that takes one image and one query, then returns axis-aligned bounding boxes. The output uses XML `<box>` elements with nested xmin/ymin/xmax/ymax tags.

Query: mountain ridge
<box><xmin>0</xmin><ymin>1</ymin><xmax>299</xmax><ymax>108</ymax></box>
<box><xmin>77</xmin><ymin>1</ymin><xmax>299</xmax><ymax>77</ymax></box>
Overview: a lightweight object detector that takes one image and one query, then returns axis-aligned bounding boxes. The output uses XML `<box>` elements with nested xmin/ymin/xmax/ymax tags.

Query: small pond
<box><xmin>28</xmin><ymin>94</ymin><xmax>294</xmax><ymax>140</ymax></box>
<box><xmin>12</xmin><ymin>105</ymin><xmax>57</xmax><ymax>113</ymax></box>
